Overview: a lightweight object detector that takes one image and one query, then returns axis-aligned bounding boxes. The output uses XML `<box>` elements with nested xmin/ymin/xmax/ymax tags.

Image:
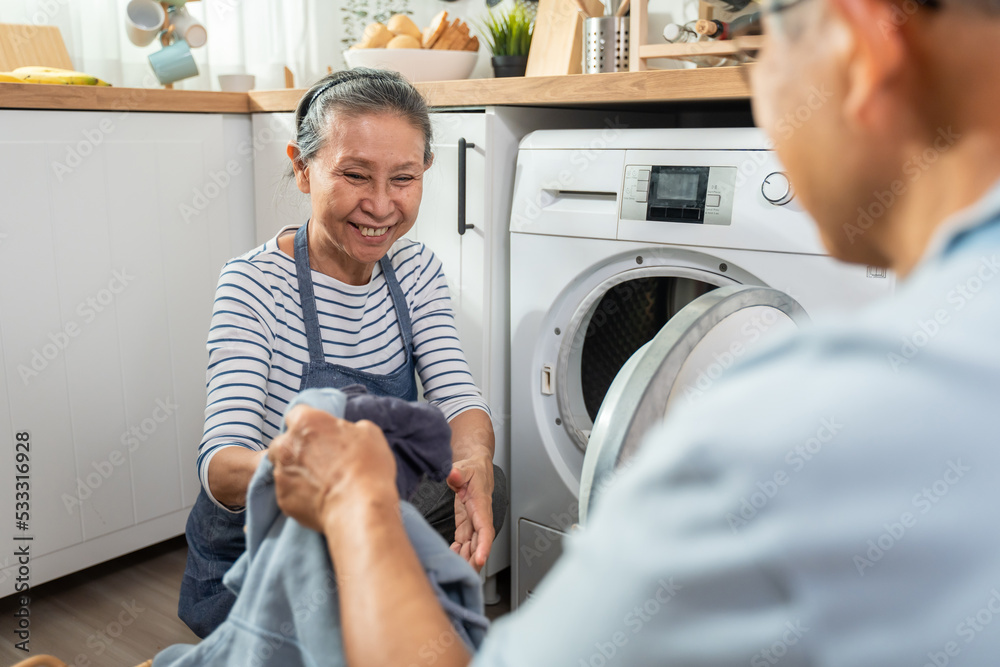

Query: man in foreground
<box><xmin>267</xmin><ymin>0</ymin><xmax>1000</xmax><ymax>663</ymax></box>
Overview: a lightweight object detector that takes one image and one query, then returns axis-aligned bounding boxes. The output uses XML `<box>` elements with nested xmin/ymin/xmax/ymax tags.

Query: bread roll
<box><xmin>387</xmin><ymin>14</ymin><xmax>421</xmax><ymax>40</ymax></box>
<box><xmin>386</xmin><ymin>34</ymin><xmax>421</xmax><ymax>49</ymax></box>
<box><xmin>362</xmin><ymin>22</ymin><xmax>393</xmax><ymax>48</ymax></box>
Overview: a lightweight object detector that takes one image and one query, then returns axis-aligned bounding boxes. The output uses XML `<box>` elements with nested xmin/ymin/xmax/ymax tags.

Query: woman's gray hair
<box><xmin>289</xmin><ymin>67</ymin><xmax>433</xmax><ymax>175</ymax></box>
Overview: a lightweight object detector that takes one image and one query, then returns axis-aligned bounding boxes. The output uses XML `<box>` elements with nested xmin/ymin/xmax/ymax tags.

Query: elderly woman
<box><xmin>178</xmin><ymin>68</ymin><xmax>507</xmax><ymax>638</ymax></box>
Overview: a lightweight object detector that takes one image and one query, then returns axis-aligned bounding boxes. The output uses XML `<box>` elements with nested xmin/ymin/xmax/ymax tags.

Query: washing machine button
<box><xmin>637</xmin><ymin>168</ymin><xmax>651</xmax><ymax>180</ymax></box>
<box><xmin>706</xmin><ymin>193</ymin><xmax>721</xmax><ymax>208</ymax></box>
<box><xmin>636</xmin><ymin>178</ymin><xmax>649</xmax><ymax>193</ymax></box>
<box><xmin>762</xmin><ymin>172</ymin><xmax>794</xmax><ymax>205</ymax></box>
<box><xmin>637</xmin><ymin>191</ymin><xmax>648</xmax><ymax>203</ymax></box>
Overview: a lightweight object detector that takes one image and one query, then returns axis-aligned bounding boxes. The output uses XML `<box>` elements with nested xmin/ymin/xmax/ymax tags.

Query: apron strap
<box><xmin>295</xmin><ymin>221</ymin><xmax>414</xmax><ymax>364</ymax></box>
<box><xmin>293</xmin><ymin>222</ymin><xmax>326</xmax><ymax>365</ymax></box>
<box><xmin>380</xmin><ymin>254</ymin><xmax>415</xmax><ymax>354</ymax></box>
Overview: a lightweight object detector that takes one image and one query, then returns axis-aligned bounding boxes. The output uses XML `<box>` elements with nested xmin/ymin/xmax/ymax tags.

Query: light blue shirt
<box><xmin>475</xmin><ymin>181</ymin><xmax>1000</xmax><ymax>666</ymax></box>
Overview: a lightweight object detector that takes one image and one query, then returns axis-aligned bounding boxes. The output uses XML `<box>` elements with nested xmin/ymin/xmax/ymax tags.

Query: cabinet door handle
<box><xmin>458</xmin><ymin>137</ymin><xmax>475</xmax><ymax>235</ymax></box>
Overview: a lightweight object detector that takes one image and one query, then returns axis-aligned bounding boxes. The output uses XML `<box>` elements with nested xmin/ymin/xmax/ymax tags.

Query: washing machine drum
<box><xmin>578</xmin><ymin>284</ymin><xmax>808</xmax><ymax>522</ymax></box>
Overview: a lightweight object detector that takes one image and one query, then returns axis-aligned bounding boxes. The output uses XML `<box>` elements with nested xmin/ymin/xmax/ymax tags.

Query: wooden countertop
<box><xmin>0</xmin><ymin>81</ymin><xmax>251</xmax><ymax>113</ymax></box>
<box><xmin>0</xmin><ymin>68</ymin><xmax>749</xmax><ymax>114</ymax></box>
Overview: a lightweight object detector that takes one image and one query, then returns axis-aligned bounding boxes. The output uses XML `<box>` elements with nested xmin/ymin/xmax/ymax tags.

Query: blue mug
<box><xmin>148</xmin><ymin>39</ymin><xmax>199</xmax><ymax>85</ymax></box>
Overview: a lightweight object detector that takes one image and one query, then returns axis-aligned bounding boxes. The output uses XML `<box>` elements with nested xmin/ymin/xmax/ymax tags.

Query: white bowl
<box><xmin>343</xmin><ymin>48</ymin><xmax>478</xmax><ymax>83</ymax></box>
<box><xmin>218</xmin><ymin>74</ymin><xmax>255</xmax><ymax>92</ymax></box>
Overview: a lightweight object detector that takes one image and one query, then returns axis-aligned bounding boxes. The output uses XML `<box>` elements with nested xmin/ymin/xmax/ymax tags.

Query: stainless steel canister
<box><xmin>583</xmin><ymin>16</ymin><xmax>629</xmax><ymax>74</ymax></box>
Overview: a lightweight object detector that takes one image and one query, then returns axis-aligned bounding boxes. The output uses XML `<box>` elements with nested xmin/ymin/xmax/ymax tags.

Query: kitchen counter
<box><xmin>0</xmin><ymin>68</ymin><xmax>749</xmax><ymax>114</ymax></box>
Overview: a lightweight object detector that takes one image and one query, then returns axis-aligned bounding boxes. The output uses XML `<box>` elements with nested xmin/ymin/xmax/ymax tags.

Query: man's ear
<box><xmin>287</xmin><ymin>142</ymin><xmax>311</xmax><ymax>194</ymax></box>
<box><xmin>424</xmin><ymin>151</ymin><xmax>435</xmax><ymax>172</ymax></box>
<box><xmin>828</xmin><ymin>0</ymin><xmax>909</xmax><ymax>130</ymax></box>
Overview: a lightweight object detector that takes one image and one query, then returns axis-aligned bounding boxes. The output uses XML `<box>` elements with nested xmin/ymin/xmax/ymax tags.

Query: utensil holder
<box><xmin>583</xmin><ymin>16</ymin><xmax>629</xmax><ymax>73</ymax></box>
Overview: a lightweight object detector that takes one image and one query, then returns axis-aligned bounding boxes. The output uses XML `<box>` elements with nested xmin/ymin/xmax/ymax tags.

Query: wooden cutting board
<box><xmin>0</xmin><ymin>24</ymin><xmax>73</xmax><ymax>71</ymax></box>
<box><xmin>526</xmin><ymin>0</ymin><xmax>606</xmax><ymax>77</ymax></box>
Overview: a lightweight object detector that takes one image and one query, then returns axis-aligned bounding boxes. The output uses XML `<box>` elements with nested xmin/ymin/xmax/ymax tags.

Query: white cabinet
<box><xmin>0</xmin><ymin>110</ymin><xmax>254</xmax><ymax>595</ymax></box>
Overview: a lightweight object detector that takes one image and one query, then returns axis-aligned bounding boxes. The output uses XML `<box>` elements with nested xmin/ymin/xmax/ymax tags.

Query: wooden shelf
<box><xmin>640</xmin><ymin>36</ymin><xmax>763</xmax><ymax>60</ymax></box>
<box><xmin>0</xmin><ymin>68</ymin><xmax>750</xmax><ymax>115</ymax></box>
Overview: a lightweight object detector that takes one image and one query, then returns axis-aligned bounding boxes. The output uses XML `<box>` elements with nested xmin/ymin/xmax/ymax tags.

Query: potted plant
<box><xmin>479</xmin><ymin>3</ymin><xmax>534</xmax><ymax>78</ymax></box>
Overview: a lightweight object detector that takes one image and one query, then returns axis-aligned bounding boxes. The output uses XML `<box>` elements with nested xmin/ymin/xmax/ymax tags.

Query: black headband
<box><xmin>296</xmin><ymin>69</ymin><xmax>388</xmax><ymax>130</ymax></box>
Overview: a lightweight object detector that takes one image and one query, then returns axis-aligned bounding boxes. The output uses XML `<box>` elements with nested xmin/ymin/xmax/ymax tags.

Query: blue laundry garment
<box><xmin>334</xmin><ymin>384</ymin><xmax>454</xmax><ymax>500</ymax></box>
<box><xmin>156</xmin><ymin>388</ymin><xmax>488</xmax><ymax>667</ymax></box>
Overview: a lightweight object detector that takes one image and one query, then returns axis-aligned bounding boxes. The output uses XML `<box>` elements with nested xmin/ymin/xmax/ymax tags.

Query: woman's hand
<box><xmin>448</xmin><ymin>455</ymin><xmax>495</xmax><ymax>571</ymax></box>
<box><xmin>269</xmin><ymin>405</ymin><xmax>400</xmax><ymax>532</ymax></box>
<box><xmin>446</xmin><ymin>409</ymin><xmax>497</xmax><ymax>571</ymax></box>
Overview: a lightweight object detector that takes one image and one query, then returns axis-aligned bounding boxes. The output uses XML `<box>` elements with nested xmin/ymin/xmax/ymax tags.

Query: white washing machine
<box><xmin>509</xmin><ymin>128</ymin><xmax>895</xmax><ymax>606</ymax></box>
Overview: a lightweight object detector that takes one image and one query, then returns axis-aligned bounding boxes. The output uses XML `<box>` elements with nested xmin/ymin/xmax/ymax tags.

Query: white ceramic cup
<box><xmin>169</xmin><ymin>7</ymin><xmax>208</xmax><ymax>49</ymax></box>
<box><xmin>218</xmin><ymin>74</ymin><xmax>256</xmax><ymax>92</ymax></box>
<box><xmin>125</xmin><ymin>0</ymin><xmax>166</xmax><ymax>47</ymax></box>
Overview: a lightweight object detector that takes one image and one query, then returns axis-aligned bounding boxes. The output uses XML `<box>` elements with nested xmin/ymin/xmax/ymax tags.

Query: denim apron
<box><xmin>178</xmin><ymin>221</ymin><xmax>418</xmax><ymax>638</ymax></box>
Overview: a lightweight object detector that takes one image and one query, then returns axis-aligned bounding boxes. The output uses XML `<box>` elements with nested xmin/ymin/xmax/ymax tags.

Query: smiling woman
<box><xmin>177</xmin><ymin>68</ymin><xmax>507</xmax><ymax>639</ymax></box>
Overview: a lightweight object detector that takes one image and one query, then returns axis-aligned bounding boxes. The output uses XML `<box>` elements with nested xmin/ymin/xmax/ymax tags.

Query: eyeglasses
<box><xmin>730</xmin><ymin>0</ymin><xmax>813</xmax><ymax>76</ymax></box>
<box><xmin>731</xmin><ymin>0</ymin><xmax>941</xmax><ymax>80</ymax></box>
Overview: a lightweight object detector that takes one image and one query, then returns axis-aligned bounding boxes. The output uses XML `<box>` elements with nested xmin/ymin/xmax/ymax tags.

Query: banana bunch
<box><xmin>0</xmin><ymin>66</ymin><xmax>112</xmax><ymax>86</ymax></box>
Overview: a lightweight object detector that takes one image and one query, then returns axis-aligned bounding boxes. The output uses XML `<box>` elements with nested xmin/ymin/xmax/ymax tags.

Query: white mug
<box><xmin>218</xmin><ymin>74</ymin><xmax>256</xmax><ymax>92</ymax></box>
<box><xmin>125</xmin><ymin>0</ymin><xmax>166</xmax><ymax>47</ymax></box>
<box><xmin>169</xmin><ymin>7</ymin><xmax>208</xmax><ymax>49</ymax></box>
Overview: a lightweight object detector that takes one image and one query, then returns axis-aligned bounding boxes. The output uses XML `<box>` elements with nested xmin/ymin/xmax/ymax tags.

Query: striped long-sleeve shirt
<box><xmin>197</xmin><ymin>225</ymin><xmax>489</xmax><ymax>510</ymax></box>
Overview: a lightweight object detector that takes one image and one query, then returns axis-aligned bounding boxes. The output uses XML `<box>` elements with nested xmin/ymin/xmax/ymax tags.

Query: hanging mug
<box><xmin>148</xmin><ymin>39</ymin><xmax>199</xmax><ymax>85</ymax></box>
<box><xmin>125</xmin><ymin>0</ymin><xmax>166</xmax><ymax>47</ymax></box>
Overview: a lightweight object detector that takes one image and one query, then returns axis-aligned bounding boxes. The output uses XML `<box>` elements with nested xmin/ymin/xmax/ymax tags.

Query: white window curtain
<box><xmin>0</xmin><ymin>0</ymin><xmax>494</xmax><ymax>90</ymax></box>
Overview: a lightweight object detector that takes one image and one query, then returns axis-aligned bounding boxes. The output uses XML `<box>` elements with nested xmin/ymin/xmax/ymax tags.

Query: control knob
<box><xmin>762</xmin><ymin>172</ymin><xmax>794</xmax><ymax>206</ymax></box>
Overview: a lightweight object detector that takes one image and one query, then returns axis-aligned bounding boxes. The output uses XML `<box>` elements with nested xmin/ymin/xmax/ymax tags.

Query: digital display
<box><xmin>653</xmin><ymin>172</ymin><xmax>700</xmax><ymax>202</ymax></box>
<box><xmin>646</xmin><ymin>166</ymin><xmax>711</xmax><ymax>224</ymax></box>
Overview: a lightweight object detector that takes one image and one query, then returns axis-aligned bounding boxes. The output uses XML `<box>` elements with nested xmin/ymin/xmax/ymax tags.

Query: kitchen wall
<box><xmin>0</xmin><ymin>0</ymin><xmax>702</xmax><ymax>90</ymax></box>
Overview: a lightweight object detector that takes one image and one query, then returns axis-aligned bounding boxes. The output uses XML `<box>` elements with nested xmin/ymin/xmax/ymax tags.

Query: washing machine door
<box><xmin>579</xmin><ymin>284</ymin><xmax>809</xmax><ymax>522</ymax></box>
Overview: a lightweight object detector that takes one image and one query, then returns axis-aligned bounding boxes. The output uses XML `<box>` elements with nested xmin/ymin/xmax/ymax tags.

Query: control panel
<box><xmin>621</xmin><ymin>164</ymin><xmax>738</xmax><ymax>225</ymax></box>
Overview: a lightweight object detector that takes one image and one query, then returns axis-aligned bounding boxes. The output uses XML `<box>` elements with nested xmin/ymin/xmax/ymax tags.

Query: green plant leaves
<box><xmin>476</xmin><ymin>4</ymin><xmax>534</xmax><ymax>57</ymax></box>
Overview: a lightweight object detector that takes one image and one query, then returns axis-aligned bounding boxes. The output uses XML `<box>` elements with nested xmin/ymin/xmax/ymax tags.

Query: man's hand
<box><xmin>269</xmin><ymin>405</ymin><xmax>399</xmax><ymax>531</ymax></box>
<box><xmin>448</xmin><ymin>455</ymin><xmax>495</xmax><ymax>571</ymax></box>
